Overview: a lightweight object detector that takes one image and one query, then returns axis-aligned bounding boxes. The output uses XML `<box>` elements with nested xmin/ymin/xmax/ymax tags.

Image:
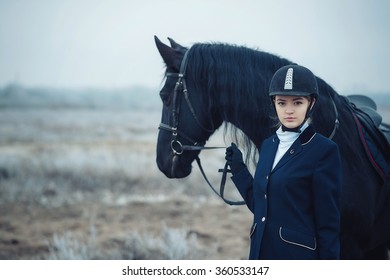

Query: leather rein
<box><xmin>158</xmin><ymin>48</ymin><xmax>245</xmax><ymax>206</ymax></box>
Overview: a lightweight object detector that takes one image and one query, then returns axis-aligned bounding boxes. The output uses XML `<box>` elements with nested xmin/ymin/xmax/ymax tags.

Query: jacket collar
<box><xmin>299</xmin><ymin>124</ymin><xmax>316</xmax><ymax>145</ymax></box>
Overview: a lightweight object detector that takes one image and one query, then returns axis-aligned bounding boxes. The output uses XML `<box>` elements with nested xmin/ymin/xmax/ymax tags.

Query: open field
<box><xmin>0</xmin><ymin>86</ymin><xmax>389</xmax><ymax>259</ymax></box>
<box><xmin>0</xmin><ymin>106</ymin><xmax>252</xmax><ymax>259</ymax></box>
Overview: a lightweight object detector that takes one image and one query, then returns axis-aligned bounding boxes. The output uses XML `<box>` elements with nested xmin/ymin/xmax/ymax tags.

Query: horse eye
<box><xmin>160</xmin><ymin>90</ymin><xmax>172</xmax><ymax>105</ymax></box>
<box><xmin>159</xmin><ymin>76</ymin><xmax>176</xmax><ymax>105</ymax></box>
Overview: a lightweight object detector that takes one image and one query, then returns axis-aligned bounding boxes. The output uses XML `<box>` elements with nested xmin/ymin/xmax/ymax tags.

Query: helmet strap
<box><xmin>305</xmin><ymin>97</ymin><xmax>315</xmax><ymax>119</ymax></box>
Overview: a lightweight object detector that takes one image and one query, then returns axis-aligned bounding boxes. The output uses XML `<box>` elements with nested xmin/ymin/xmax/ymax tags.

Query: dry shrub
<box><xmin>45</xmin><ymin>225</ymin><xmax>212</xmax><ymax>260</ymax></box>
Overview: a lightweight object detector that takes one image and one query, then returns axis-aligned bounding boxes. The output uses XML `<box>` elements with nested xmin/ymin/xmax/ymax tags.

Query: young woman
<box><xmin>226</xmin><ymin>65</ymin><xmax>342</xmax><ymax>259</ymax></box>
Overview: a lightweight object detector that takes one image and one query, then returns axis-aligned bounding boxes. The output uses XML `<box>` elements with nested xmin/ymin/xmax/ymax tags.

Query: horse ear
<box><xmin>167</xmin><ymin>37</ymin><xmax>184</xmax><ymax>50</ymax></box>
<box><xmin>154</xmin><ymin>35</ymin><xmax>177</xmax><ymax>68</ymax></box>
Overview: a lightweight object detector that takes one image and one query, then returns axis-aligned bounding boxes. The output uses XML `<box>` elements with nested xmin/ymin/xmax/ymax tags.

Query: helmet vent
<box><xmin>284</xmin><ymin>68</ymin><xmax>293</xmax><ymax>90</ymax></box>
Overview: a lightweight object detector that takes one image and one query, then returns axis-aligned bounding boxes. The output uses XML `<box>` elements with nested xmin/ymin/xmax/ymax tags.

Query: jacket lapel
<box><xmin>271</xmin><ymin>139</ymin><xmax>303</xmax><ymax>173</ymax></box>
<box><xmin>262</xmin><ymin>136</ymin><xmax>279</xmax><ymax>175</ymax></box>
<box><xmin>271</xmin><ymin>125</ymin><xmax>316</xmax><ymax>173</ymax></box>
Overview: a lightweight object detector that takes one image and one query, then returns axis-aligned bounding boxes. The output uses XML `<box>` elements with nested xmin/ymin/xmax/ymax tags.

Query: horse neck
<box><xmin>312</xmin><ymin>79</ymin><xmax>348</xmax><ymax>137</ymax></box>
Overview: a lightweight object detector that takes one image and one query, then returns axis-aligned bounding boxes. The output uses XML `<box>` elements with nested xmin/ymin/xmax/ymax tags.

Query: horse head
<box><xmin>154</xmin><ymin>36</ymin><xmax>221</xmax><ymax>178</ymax></box>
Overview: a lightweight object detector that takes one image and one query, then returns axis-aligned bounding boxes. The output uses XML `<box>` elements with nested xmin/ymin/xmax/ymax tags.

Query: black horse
<box><xmin>154</xmin><ymin>36</ymin><xmax>390</xmax><ymax>259</ymax></box>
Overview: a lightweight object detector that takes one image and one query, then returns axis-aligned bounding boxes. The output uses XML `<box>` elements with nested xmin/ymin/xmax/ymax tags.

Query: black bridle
<box><xmin>158</xmin><ymin>50</ymin><xmax>214</xmax><ymax>155</ymax></box>
<box><xmin>158</xmin><ymin>48</ymin><xmax>245</xmax><ymax>206</ymax></box>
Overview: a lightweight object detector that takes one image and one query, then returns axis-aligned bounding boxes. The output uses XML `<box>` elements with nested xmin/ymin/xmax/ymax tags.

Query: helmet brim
<box><xmin>269</xmin><ymin>91</ymin><xmax>314</xmax><ymax>97</ymax></box>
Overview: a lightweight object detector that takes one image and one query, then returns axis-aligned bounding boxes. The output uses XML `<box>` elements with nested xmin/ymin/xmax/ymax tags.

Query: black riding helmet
<box><xmin>269</xmin><ymin>64</ymin><xmax>319</xmax><ymax>132</ymax></box>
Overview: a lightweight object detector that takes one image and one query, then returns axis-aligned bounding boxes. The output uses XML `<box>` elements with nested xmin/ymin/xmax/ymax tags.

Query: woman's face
<box><xmin>274</xmin><ymin>95</ymin><xmax>314</xmax><ymax>129</ymax></box>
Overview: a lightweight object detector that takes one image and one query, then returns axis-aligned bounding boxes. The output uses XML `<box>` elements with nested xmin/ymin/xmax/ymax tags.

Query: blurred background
<box><xmin>0</xmin><ymin>0</ymin><xmax>389</xmax><ymax>260</ymax></box>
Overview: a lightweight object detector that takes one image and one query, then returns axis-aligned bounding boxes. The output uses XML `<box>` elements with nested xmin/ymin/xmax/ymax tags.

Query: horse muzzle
<box><xmin>156</xmin><ymin>153</ymin><xmax>192</xmax><ymax>178</ymax></box>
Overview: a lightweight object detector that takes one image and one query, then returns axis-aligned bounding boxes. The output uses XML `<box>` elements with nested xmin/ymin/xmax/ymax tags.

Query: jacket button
<box><xmin>264</xmin><ymin>194</ymin><xmax>267</xmax><ymax>199</ymax></box>
<box><xmin>290</xmin><ymin>149</ymin><xmax>294</xmax><ymax>154</ymax></box>
<box><xmin>261</xmin><ymin>217</ymin><xmax>266</xmax><ymax>222</ymax></box>
<box><xmin>266</xmin><ymin>175</ymin><xmax>268</xmax><ymax>180</ymax></box>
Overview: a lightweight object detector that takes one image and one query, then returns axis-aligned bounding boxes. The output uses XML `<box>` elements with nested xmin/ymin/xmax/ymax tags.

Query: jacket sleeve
<box><xmin>231</xmin><ymin>168</ymin><xmax>255</xmax><ymax>213</ymax></box>
<box><xmin>312</xmin><ymin>142</ymin><xmax>342</xmax><ymax>259</ymax></box>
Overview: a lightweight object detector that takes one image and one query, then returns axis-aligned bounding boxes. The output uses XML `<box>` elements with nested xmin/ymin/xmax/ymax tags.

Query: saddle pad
<box><xmin>352</xmin><ymin>107</ymin><xmax>390</xmax><ymax>185</ymax></box>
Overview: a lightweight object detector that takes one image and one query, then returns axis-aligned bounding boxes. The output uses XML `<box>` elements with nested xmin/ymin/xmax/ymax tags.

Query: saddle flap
<box><xmin>359</xmin><ymin>106</ymin><xmax>382</xmax><ymax>127</ymax></box>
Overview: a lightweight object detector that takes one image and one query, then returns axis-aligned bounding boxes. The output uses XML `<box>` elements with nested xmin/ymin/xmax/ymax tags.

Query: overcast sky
<box><xmin>0</xmin><ymin>0</ymin><xmax>389</xmax><ymax>94</ymax></box>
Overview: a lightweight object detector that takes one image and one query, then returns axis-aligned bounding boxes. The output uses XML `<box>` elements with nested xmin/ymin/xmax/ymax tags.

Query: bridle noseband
<box><xmin>158</xmin><ymin>48</ymin><xmax>245</xmax><ymax>206</ymax></box>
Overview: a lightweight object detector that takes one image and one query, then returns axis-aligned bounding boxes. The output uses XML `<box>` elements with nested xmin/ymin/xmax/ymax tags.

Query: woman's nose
<box><xmin>285</xmin><ymin>106</ymin><xmax>294</xmax><ymax>113</ymax></box>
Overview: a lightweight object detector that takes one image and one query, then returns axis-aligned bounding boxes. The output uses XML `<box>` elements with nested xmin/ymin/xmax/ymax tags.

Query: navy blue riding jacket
<box><xmin>232</xmin><ymin>125</ymin><xmax>342</xmax><ymax>259</ymax></box>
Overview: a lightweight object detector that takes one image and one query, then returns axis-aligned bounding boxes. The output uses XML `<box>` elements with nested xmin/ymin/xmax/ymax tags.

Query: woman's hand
<box><xmin>225</xmin><ymin>143</ymin><xmax>246</xmax><ymax>174</ymax></box>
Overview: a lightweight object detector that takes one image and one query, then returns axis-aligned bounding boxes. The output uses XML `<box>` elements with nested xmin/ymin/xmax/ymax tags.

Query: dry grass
<box><xmin>0</xmin><ymin>106</ymin><xmax>250</xmax><ymax>260</ymax></box>
<box><xmin>45</xmin><ymin>224</ymin><xmax>211</xmax><ymax>260</ymax></box>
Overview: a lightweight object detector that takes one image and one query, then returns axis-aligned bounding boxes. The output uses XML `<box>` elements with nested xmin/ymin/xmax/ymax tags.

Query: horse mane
<box><xmin>185</xmin><ymin>42</ymin><xmax>367</xmax><ymax>170</ymax></box>
<box><xmin>185</xmin><ymin>43</ymin><xmax>289</xmax><ymax>164</ymax></box>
